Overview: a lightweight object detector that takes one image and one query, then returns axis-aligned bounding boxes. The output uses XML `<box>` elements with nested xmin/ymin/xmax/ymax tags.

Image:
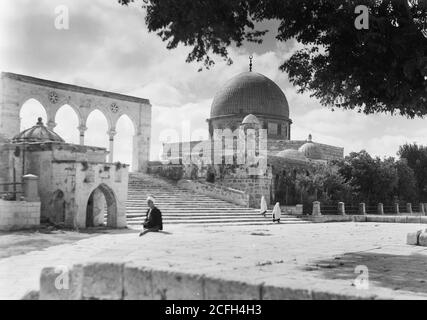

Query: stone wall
<box><xmin>48</xmin><ymin>161</ymin><xmax>129</xmax><ymax>228</ymax></box>
<box><xmin>0</xmin><ymin>200</ymin><xmax>40</xmax><ymax>231</ymax></box>
<box><xmin>281</xmin><ymin>205</ymin><xmax>303</xmax><ymax>215</ymax></box>
<box><xmin>147</xmin><ymin>163</ymin><xmax>184</xmax><ymax>181</ymax></box>
<box><xmin>177</xmin><ymin>179</ymin><xmax>250</xmax><ymax>207</ymax></box>
<box><xmin>216</xmin><ymin>177</ymin><xmax>271</xmax><ymax>208</ymax></box>
<box><xmin>3</xmin><ymin>142</ymin><xmax>129</xmax><ymax>228</ymax></box>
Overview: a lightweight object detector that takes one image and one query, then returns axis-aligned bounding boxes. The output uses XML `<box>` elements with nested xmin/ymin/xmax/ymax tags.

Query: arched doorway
<box><xmin>86</xmin><ymin>184</ymin><xmax>117</xmax><ymax>228</ymax></box>
<box><xmin>51</xmin><ymin>190</ymin><xmax>66</xmax><ymax>224</ymax></box>
<box><xmin>114</xmin><ymin>115</ymin><xmax>135</xmax><ymax>170</ymax></box>
<box><xmin>20</xmin><ymin>98</ymin><xmax>47</xmax><ymax>131</ymax></box>
<box><xmin>55</xmin><ymin>105</ymin><xmax>80</xmax><ymax>144</ymax></box>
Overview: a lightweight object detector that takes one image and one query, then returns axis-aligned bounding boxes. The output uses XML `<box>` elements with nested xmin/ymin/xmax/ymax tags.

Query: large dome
<box><xmin>210</xmin><ymin>72</ymin><xmax>290</xmax><ymax>119</ymax></box>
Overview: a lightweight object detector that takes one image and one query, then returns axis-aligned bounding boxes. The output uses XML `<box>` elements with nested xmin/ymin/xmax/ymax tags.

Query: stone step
<box><xmin>126</xmin><ymin>174</ymin><xmax>309</xmax><ymax>226</ymax></box>
<box><xmin>127</xmin><ymin>219</ymin><xmax>310</xmax><ymax>225</ymax></box>
<box><xmin>127</xmin><ymin>213</ymin><xmax>280</xmax><ymax>219</ymax></box>
<box><xmin>125</xmin><ymin>207</ymin><xmax>257</xmax><ymax>211</ymax></box>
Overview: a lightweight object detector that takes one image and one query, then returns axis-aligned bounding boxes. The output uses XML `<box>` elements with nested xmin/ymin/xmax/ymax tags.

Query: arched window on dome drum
<box><xmin>268</xmin><ymin>122</ymin><xmax>278</xmax><ymax>136</ymax></box>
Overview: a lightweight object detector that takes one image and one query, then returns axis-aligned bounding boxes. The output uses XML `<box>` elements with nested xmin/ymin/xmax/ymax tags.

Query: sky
<box><xmin>1</xmin><ymin>0</ymin><xmax>426</xmax><ymax>168</ymax></box>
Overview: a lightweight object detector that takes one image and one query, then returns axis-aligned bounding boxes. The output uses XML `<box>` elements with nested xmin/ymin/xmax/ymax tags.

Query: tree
<box><xmin>294</xmin><ymin>163</ymin><xmax>353</xmax><ymax>205</ymax></box>
<box><xmin>395</xmin><ymin>159</ymin><xmax>419</xmax><ymax>202</ymax></box>
<box><xmin>335</xmin><ymin>150</ymin><xmax>399</xmax><ymax>204</ymax></box>
<box><xmin>398</xmin><ymin>143</ymin><xmax>427</xmax><ymax>201</ymax></box>
<box><xmin>119</xmin><ymin>0</ymin><xmax>427</xmax><ymax>117</ymax></box>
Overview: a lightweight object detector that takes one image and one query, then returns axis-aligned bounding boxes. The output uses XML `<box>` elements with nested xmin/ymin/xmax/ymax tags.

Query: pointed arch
<box><xmin>19</xmin><ymin>98</ymin><xmax>48</xmax><ymax>131</ymax></box>
<box><xmin>114</xmin><ymin>114</ymin><xmax>136</xmax><ymax>170</ymax></box>
<box><xmin>54</xmin><ymin>104</ymin><xmax>80</xmax><ymax>144</ymax></box>
<box><xmin>85</xmin><ymin>109</ymin><xmax>109</xmax><ymax>150</ymax></box>
<box><xmin>86</xmin><ymin>183</ymin><xmax>117</xmax><ymax>228</ymax></box>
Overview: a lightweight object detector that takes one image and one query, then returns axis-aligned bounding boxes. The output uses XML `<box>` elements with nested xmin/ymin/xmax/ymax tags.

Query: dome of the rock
<box><xmin>210</xmin><ymin>72</ymin><xmax>290</xmax><ymax>119</ymax></box>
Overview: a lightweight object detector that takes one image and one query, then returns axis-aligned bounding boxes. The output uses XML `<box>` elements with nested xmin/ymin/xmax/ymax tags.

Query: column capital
<box><xmin>78</xmin><ymin>125</ymin><xmax>88</xmax><ymax>132</ymax></box>
<box><xmin>47</xmin><ymin>120</ymin><xmax>57</xmax><ymax>130</ymax></box>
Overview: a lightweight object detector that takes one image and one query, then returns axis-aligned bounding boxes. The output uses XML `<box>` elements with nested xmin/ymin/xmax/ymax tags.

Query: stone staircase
<box><xmin>126</xmin><ymin>174</ymin><xmax>310</xmax><ymax>226</ymax></box>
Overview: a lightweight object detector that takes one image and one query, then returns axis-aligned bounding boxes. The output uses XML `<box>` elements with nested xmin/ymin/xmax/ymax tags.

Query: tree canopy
<box><xmin>398</xmin><ymin>143</ymin><xmax>427</xmax><ymax>200</ymax></box>
<box><xmin>119</xmin><ymin>0</ymin><xmax>427</xmax><ymax>117</ymax></box>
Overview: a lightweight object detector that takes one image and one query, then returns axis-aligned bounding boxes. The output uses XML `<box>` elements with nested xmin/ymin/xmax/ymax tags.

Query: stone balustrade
<box><xmin>177</xmin><ymin>179</ymin><xmax>250</xmax><ymax>207</ymax></box>
<box><xmin>310</xmin><ymin>201</ymin><xmax>427</xmax><ymax>217</ymax></box>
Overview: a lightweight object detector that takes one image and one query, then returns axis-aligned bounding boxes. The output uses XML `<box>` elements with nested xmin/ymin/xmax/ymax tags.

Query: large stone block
<box><xmin>407</xmin><ymin>230</ymin><xmax>423</xmax><ymax>246</ymax></box>
<box><xmin>123</xmin><ymin>265</ymin><xmax>153</xmax><ymax>300</ymax></box>
<box><xmin>39</xmin><ymin>265</ymin><xmax>83</xmax><ymax>300</ymax></box>
<box><xmin>82</xmin><ymin>263</ymin><xmax>124</xmax><ymax>300</ymax></box>
<box><xmin>151</xmin><ymin>270</ymin><xmax>204</xmax><ymax>300</ymax></box>
<box><xmin>204</xmin><ymin>277</ymin><xmax>261</xmax><ymax>300</ymax></box>
<box><xmin>418</xmin><ymin>231</ymin><xmax>427</xmax><ymax>247</ymax></box>
<box><xmin>262</xmin><ymin>285</ymin><xmax>311</xmax><ymax>300</ymax></box>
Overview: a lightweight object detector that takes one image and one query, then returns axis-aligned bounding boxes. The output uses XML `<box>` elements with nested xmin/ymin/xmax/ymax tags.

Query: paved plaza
<box><xmin>1</xmin><ymin>222</ymin><xmax>427</xmax><ymax>299</ymax></box>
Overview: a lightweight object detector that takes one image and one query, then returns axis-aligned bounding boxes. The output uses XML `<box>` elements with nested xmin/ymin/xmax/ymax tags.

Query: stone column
<box><xmin>359</xmin><ymin>203</ymin><xmax>366</xmax><ymax>215</ymax></box>
<box><xmin>47</xmin><ymin>120</ymin><xmax>57</xmax><ymax>131</ymax></box>
<box><xmin>312</xmin><ymin>201</ymin><xmax>321</xmax><ymax>216</ymax></box>
<box><xmin>22</xmin><ymin>174</ymin><xmax>39</xmax><ymax>202</ymax></box>
<box><xmin>406</xmin><ymin>203</ymin><xmax>413</xmax><ymax>214</ymax></box>
<box><xmin>394</xmin><ymin>203</ymin><xmax>400</xmax><ymax>215</ymax></box>
<box><xmin>0</xmin><ymin>100</ymin><xmax>20</xmax><ymax>140</ymax></box>
<box><xmin>133</xmin><ymin>134</ymin><xmax>150</xmax><ymax>173</ymax></box>
<box><xmin>378</xmin><ymin>203</ymin><xmax>384</xmax><ymax>215</ymax></box>
<box><xmin>108</xmin><ymin>129</ymin><xmax>117</xmax><ymax>163</ymax></box>
<box><xmin>78</xmin><ymin>125</ymin><xmax>87</xmax><ymax>145</ymax></box>
<box><xmin>338</xmin><ymin>202</ymin><xmax>346</xmax><ymax>215</ymax></box>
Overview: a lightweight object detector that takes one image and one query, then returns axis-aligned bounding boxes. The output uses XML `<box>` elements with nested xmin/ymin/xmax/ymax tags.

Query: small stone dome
<box><xmin>210</xmin><ymin>72</ymin><xmax>290</xmax><ymax>119</ymax></box>
<box><xmin>298</xmin><ymin>134</ymin><xmax>323</xmax><ymax>160</ymax></box>
<box><xmin>12</xmin><ymin>118</ymin><xmax>65</xmax><ymax>143</ymax></box>
<box><xmin>241</xmin><ymin>114</ymin><xmax>260</xmax><ymax>125</ymax></box>
<box><xmin>276</xmin><ymin>149</ymin><xmax>308</xmax><ymax>161</ymax></box>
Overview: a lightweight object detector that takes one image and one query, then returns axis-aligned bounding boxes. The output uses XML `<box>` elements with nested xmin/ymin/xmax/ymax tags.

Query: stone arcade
<box><xmin>0</xmin><ymin>72</ymin><xmax>151</xmax><ymax>171</ymax></box>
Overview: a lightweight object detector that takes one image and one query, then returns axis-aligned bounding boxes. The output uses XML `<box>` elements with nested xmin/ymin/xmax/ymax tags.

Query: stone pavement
<box><xmin>1</xmin><ymin>222</ymin><xmax>427</xmax><ymax>299</ymax></box>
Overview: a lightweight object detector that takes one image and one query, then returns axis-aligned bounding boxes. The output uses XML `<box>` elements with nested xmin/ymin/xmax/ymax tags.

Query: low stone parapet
<box><xmin>37</xmin><ymin>262</ymin><xmax>377</xmax><ymax>300</ymax></box>
<box><xmin>177</xmin><ymin>179</ymin><xmax>250</xmax><ymax>207</ymax></box>
<box><xmin>281</xmin><ymin>205</ymin><xmax>303</xmax><ymax>215</ymax></box>
<box><xmin>0</xmin><ymin>200</ymin><xmax>40</xmax><ymax>231</ymax></box>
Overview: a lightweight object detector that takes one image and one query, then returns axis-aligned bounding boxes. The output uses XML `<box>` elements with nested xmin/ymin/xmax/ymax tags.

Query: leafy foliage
<box><xmin>119</xmin><ymin>0</ymin><xmax>427</xmax><ymax>117</ymax></box>
<box><xmin>398</xmin><ymin>143</ymin><xmax>427</xmax><ymax>201</ymax></box>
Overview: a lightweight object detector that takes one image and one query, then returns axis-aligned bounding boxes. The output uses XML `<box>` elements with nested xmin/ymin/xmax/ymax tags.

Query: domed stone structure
<box><xmin>12</xmin><ymin>118</ymin><xmax>65</xmax><ymax>143</ymax></box>
<box><xmin>276</xmin><ymin>149</ymin><xmax>308</xmax><ymax>162</ymax></box>
<box><xmin>208</xmin><ymin>72</ymin><xmax>292</xmax><ymax>140</ymax></box>
<box><xmin>241</xmin><ymin>114</ymin><xmax>261</xmax><ymax>126</ymax></box>
<box><xmin>298</xmin><ymin>134</ymin><xmax>323</xmax><ymax>160</ymax></box>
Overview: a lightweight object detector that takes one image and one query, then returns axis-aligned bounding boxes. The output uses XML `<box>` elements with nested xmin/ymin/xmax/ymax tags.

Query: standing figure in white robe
<box><xmin>272</xmin><ymin>202</ymin><xmax>281</xmax><ymax>223</ymax></box>
<box><xmin>260</xmin><ymin>196</ymin><xmax>268</xmax><ymax>217</ymax></box>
